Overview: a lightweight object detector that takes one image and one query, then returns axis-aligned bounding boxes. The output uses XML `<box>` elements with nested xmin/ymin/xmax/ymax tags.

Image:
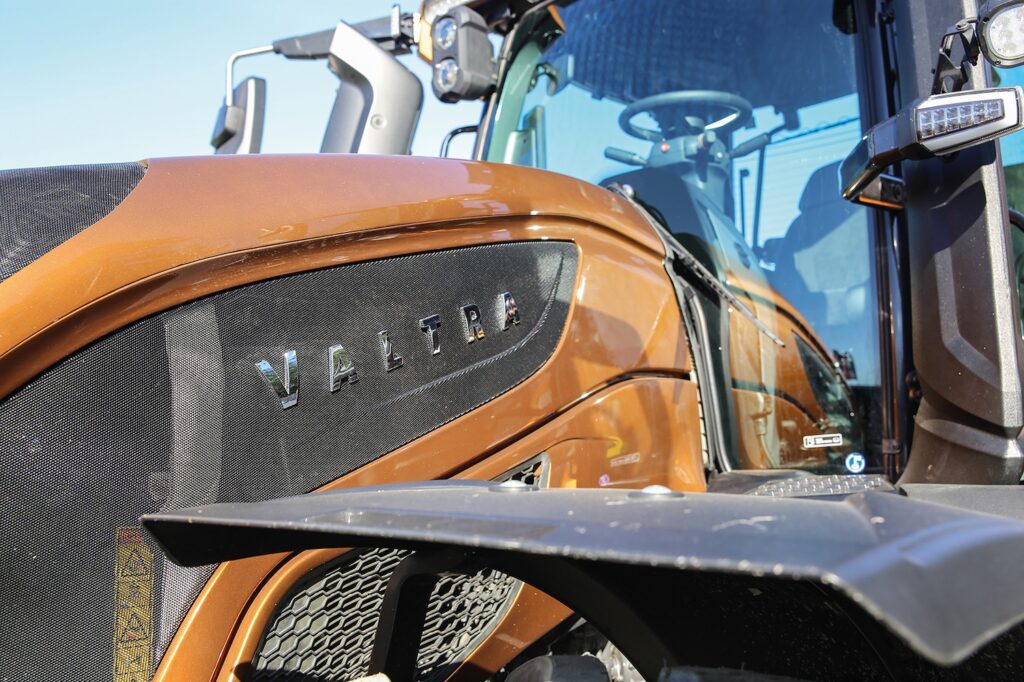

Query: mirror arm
<box><xmin>272</xmin><ymin>29</ymin><xmax>335</xmax><ymax>60</ymax></box>
<box><xmin>224</xmin><ymin>45</ymin><xmax>273</xmax><ymax>107</ymax></box>
<box><xmin>272</xmin><ymin>11</ymin><xmax>418</xmax><ymax>62</ymax></box>
<box><xmin>320</xmin><ymin>21</ymin><xmax>423</xmax><ymax>155</ymax></box>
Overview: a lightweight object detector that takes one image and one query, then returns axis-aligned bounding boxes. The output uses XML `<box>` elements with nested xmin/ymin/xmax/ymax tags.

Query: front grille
<box><xmin>253</xmin><ymin>548</ymin><xmax>406</xmax><ymax>681</ymax></box>
<box><xmin>251</xmin><ymin>549</ymin><xmax>520</xmax><ymax>682</ymax></box>
<box><xmin>251</xmin><ymin>456</ymin><xmax>547</xmax><ymax>681</ymax></box>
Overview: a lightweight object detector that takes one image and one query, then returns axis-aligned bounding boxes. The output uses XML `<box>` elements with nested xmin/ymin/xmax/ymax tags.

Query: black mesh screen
<box><xmin>0</xmin><ymin>163</ymin><xmax>146</xmax><ymax>282</ymax></box>
<box><xmin>251</xmin><ymin>455</ymin><xmax>547</xmax><ymax>682</ymax></box>
<box><xmin>251</xmin><ymin>548</ymin><xmax>520</xmax><ymax>682</ymax></box>
<box><xmin>0</xmin><ymin>241</ymin><xmax>576</xmax><ymax>682</ymax></box>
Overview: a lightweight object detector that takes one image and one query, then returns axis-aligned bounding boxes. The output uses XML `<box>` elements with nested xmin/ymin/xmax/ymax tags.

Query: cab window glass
<box><xmin>995</xmin><ymin>67</ymin><xmax>1024</xmax><ymax>338</ymax></box>
<box><xmin>998</xmin><ymin>68</ymin><xmax>1024</xmax><ymax>212</ymax></box>
<box><xmin>486</xmin><ymin>0</ymin><xmax>881</xmax><ymax>473</ymax></box>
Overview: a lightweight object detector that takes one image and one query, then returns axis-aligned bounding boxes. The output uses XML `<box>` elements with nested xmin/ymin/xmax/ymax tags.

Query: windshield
<box><xmin>485</xmin><ymin>0</ymin><xmax>881</xmax><ymax>474</ymax></box>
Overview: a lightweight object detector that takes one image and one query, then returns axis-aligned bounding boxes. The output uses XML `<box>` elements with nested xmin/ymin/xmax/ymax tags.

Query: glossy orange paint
<box><xmin>53</xmin><ymin>155</ymin><xmax>690</xmax><ymax>680</ymax></box>
<box><xmin>446</xmin><ymin>377</ymin><xmax>704</xmax><ymax>680</ymax></box>
<box><xmin>206</xmin><ymin>376</ymin><xmax>702</xmax><ymax>682</ymax></box>
<box><xmin>462</xmin><ymin>377</ymin><xmax>704</xmax><ymax>492</ymax></box>
<box><xmin>1</xmin><ymin>151</ymin><xmax>843</xmax><ymax>679</ymax></box>
<box><xmin>0</xmin><ymin>154</ymin><xmax>663</xmax><ymax>399</ymax></box>
<box><xmin>448</xmin><ymin>584</ymin><xmax>571</xmax><ymax>682</ymax></box>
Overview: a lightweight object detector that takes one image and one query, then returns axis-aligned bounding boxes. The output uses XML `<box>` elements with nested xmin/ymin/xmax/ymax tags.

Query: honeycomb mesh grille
<box><xmin>418</xmin><ymin>567</ymin><xmax>521</xmax><ymax>682</ymax></box>
<box><xmin>252</xmin><ymin>548</ymin><xmax>407</xmax><ymax>681</ymax></box>
<box><xmin>251</xmin><ymin>456</ymin><xmax>547</xmax><ymax>681</ymax></box>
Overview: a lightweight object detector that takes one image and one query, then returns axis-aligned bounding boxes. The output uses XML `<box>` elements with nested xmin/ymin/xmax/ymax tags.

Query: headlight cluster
<box><xmin>420</xmin><ymin>4</ymin><xmax>495</xmax><ymax>102</ymax></box>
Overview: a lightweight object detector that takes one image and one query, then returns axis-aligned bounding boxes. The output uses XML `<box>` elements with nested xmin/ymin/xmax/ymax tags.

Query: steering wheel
<box><xmin>619</xmin><ymin>90</ymin><xmax>754</xmax><ymax>142</ymax></box>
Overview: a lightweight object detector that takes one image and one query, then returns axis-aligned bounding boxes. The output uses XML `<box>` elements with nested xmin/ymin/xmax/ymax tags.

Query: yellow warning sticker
<box><xmin>113</xmin><ymin>527</ymin><xmax>154</xmax><ymax>682</ymax></box>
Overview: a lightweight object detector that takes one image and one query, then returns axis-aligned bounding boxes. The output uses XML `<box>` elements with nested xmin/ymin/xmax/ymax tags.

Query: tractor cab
<box><xmin>209</xmin><ymin>0</ymin><xmax>1024</xmax><ymax>485</ymax></box>
<box><xmin>478</xmin><ymin>0</ymin><xmax>878</xmax><ymax>476</ymax></box>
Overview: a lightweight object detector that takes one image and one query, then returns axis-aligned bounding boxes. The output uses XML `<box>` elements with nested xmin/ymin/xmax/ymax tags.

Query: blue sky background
<box><xmin>0</xmin><ymin>2</ymin><xmax>482</xmax><ymax>169</ymax></box>
<box><xmin>4</xmin><ymin>2</ymin><xmax>1024</xmax><ymax>171</ymax></box>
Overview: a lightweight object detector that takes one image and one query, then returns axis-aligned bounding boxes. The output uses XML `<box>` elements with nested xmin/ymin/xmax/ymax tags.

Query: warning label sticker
<box><xmin>113</xmin><ymin>527</ymin><xmax>154</xmax><ymax>682</ymax></box>
<box><xmin>802</xmin><ymin>433</ymin><xmax>843</xmax><ymax>449</ymax></box>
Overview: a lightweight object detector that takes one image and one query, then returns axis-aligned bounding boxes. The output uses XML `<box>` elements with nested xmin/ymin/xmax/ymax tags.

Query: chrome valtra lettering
<box><xmin>462</xmin><ymin>304</ymin><xmax>485</xmax><ymax>343</ymax></box>
<box><xmin>500</xmin><ymin>291</ymin><xmax>521</xmax><ymax>329</ymax></box>
<box><xmin>255</xmin><ymin>292</ymin><xmax>521</xmax><ymax>408</ymax></box>
<box><xmin>329</xmin><ymin>344</ymin><xmax>358</xmax><ymax>391</ymax></box>
<box><xmin>378</xmin><ymin>330</ymin><xmax>404</xmax><ymax>372</ymax></box>
<box><xmin>419</xmin><ymin>314</ymin><xmax>442</xmax><ymax>355</ymax></box>
<box><xmin>255</xmin><ymin>350</ymin><xmax>299</xmax><ymax>409</ymax></box>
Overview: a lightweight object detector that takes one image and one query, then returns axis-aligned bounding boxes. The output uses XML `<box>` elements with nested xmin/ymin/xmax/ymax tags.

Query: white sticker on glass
<box><xmin>802</xmin><ymin>433</ymin><xmax>843</xmax><ymax>449</ymax></box>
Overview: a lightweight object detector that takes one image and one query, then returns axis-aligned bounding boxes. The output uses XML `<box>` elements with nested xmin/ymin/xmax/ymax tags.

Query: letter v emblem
<box><xmin>255</xmin><ymin>350</ymin><xmax>299</xmax><ymax>409</ymax></box>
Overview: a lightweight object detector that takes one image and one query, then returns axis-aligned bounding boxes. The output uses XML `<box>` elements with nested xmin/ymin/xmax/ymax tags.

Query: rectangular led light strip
<box><xmin>913</xmin><ymin>87</ymin><xmax>1024</xmax><ymax>155</ymax></box>
<box><xmin>917</xmin><ymin>100</ymin><xmax>1005</xmax><ymax>140</ymax></box>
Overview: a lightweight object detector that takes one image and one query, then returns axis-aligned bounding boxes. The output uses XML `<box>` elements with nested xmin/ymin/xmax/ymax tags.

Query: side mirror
<box><xmin>840</xmin><ymin>87</ymin><xmax>1024</xmax><ymax>206</ymax></box>
<box><xmin>211</xmin><ymin>76</ymin><xmax>266</xmax><ymax>155</ymax></box>
<box><xmin>429</xmin><ymin>6</ymin><xmax>496</xmax><ymax>103</ymax></box>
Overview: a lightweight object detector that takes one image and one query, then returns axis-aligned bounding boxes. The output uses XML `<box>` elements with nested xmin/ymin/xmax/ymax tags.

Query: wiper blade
<box><xmin>609</xmin><ymin>183</ymin><xmax>785</xmax><ymax>348</ymax></box>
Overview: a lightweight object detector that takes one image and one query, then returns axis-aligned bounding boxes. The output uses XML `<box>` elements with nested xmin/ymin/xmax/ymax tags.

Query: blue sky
<box><xmin>0</xmin><ymin>2</ymin><xmax>482</xmax><ymax>169</ymax></box>
<box><xmin>4</xmin><ymin>2</ymin><xmax>1024</xmax><ymax>172</ymax></box>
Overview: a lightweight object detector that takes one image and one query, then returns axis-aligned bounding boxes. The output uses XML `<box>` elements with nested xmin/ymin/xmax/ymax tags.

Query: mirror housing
<box><xmin>211</xmin><ymin>77</ymin><xmax>266</xmax><ymax>154</ymax></box>
<box><xmin>841</xmin><ymin>86</ymin><xmax>1024</xmax><ymax>205</ymax></box>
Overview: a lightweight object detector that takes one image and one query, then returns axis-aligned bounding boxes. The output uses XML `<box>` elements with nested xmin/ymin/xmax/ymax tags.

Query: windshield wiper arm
<box><xmin>608</xmin><ymin>183</ymin><xmax>785</xmax><ymax>348</ymax></box>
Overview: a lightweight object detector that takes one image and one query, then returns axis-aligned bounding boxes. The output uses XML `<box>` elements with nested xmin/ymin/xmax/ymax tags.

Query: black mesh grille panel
<box><xmin>0</xmin><ymin>243</ymin><xmax>575</xmax><ymax>682</ymax></box>
<box><xmin>0</xmin><ymin>162</ymin><xmax>146</xmax><ymax>282</ymax></box>
<box><xmin>251</xmin><ymin>456</ymin><xmax>547</xmax><ymax>681</ymax></box>
<box><xmin>252</xmin><ymin>550</ymin><xmax>519</xmax><ymax>682</ymax></box>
